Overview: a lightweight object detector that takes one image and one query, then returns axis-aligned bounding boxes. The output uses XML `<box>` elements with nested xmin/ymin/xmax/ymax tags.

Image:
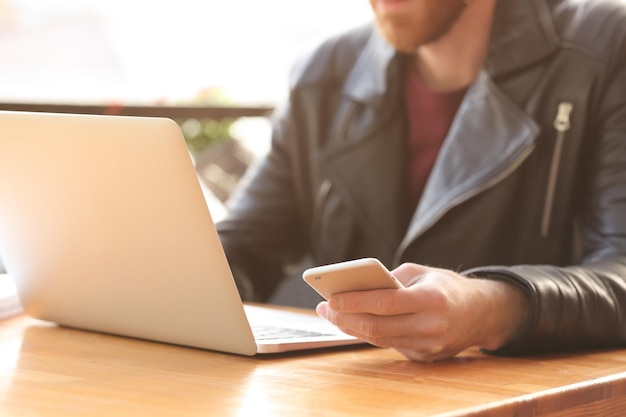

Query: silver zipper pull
<box><xmin>542</xmin><ymin>101</ymin><xmax>574</xmax><ymax>238</ymax></box>
<box><xmin>554</xmin><ymin>102</ymin><xmax>573</xmax><ymax>132</ymax></box>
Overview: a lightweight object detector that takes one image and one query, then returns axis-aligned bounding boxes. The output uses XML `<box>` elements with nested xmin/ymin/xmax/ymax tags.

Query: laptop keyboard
<box><xmin>251</xmin><ymin>324</ymin><xmax>335</xmax><ymax>341</ymax></box>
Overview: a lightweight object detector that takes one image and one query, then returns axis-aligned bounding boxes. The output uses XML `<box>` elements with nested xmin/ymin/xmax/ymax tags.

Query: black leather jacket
<box><xmin>217</xmin><ymin>0</ymin><xmax>626</xmax><ymax>355</ymax></box>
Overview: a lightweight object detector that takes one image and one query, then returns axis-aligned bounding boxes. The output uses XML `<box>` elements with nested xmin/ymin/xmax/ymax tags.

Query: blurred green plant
<box><xmin>174</xmin><ymin>86</ymin><xmax>236</xmax><ymax>154</ymax></box>
<box><xmin>178</xmin><ymin>117</ymin><xmax>235</xmax><ymax>154</ymax></box>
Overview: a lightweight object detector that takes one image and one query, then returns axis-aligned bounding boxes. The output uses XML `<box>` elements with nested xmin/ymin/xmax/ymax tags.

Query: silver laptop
<box><xmin>0</xmin><ymin>110</ymin><xmax>361</xmax><ymax>355</ymax></box>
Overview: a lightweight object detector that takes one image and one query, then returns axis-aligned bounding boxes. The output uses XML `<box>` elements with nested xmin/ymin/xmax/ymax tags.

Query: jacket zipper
<box><xmin>338</xmin><ymin>103</ymin><xmax>357</xmax><ymax>141</ymax></box>
<box><xmin>310</xmin><ymin>179</ymin><xmax>332</xmax><ymax>255</ymax></box>
<box><xmin>541</xmin><ymin>102</ymin><xmax>573</xmax><ymax>238</ymax></box>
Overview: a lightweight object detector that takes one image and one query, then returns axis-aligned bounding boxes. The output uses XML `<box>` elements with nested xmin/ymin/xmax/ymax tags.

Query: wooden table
<box><xmin>2</xmin><ymin>314</ymin><xmax>626</xmax><ymax>417</ymax></box>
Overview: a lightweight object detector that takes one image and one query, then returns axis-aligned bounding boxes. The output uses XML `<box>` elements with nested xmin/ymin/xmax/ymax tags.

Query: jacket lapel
<box><xmin>395</xmin><ymin>0</ymin><xmax>559</xmax><ymax>256</ymax></box>
<box><xmin>396</xmin><ymin>71</ymin><xmax>540</xmax><ymax>259</ymax></box>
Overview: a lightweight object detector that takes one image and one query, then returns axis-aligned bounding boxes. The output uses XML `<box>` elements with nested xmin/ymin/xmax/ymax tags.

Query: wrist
<box><xmin>472</xmin><ymin>278</ymin><xmax>532</xmax><ymax>351</ymax></box>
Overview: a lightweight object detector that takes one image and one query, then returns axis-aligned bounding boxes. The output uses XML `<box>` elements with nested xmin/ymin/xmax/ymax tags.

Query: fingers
<box><xmin>327</xmin><ymin>274</ymin><xmax>449</xmax><ymax>316</ymax></box>
<box><xmin>327</xmin><ymin>287</ymin><xmax>419</xmax><ymax>315</ymax></box>
<box><xmin>317</xmin><ymin>302</ymin><xmax>458</xmax><ymax>361</ymax></box>
<box><xmin>392</xmin><ymin>262</ymin><xmax>431</xmax><ymax>286</ymax></box>
<box><xmin>321</xmin><ymin>263</ymin><xmax>438</xmax><ymax>316</ymax></box>
<box><xmin>317</xmin><ymin>301</ymin><xmax>448</xmax><ymax>341</ymax></box>
<box><xmin>395</xmin><ymin>346</ymin><xmax>454</xmax><ymax>363</ymax></box>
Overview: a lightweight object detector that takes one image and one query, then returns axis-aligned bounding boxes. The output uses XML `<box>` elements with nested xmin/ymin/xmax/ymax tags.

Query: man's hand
<box><xmin>316</xmin><ymin>263</ymin><xmax>531</xmax><ymax>362</ymax></box>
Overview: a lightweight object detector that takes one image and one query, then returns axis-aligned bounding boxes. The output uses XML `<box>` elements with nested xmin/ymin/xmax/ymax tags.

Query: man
<box><xmin>217</xmin><ymin>0</ymin><xmax>626</xmax><ymax>362</ymax></box>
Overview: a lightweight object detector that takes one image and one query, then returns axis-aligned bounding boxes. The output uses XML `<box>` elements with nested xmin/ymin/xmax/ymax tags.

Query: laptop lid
<box><xmin>0</xmin><ymin>111</ymin><xmax>358</xmax><ymax>355</ymax></box>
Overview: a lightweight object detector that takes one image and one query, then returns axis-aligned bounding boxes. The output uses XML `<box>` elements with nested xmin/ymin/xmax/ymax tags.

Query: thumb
<box><xmin>391</xmin><ymin>263</ymin><xmax>432</xmax><ymax>286</ymax></box>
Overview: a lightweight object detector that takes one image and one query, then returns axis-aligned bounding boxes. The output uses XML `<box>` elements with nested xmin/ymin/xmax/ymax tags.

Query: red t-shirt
<box><xmin>405</xmin><ymin>65</ymin><xmax>467</xmax><ymax>210</ymax></box>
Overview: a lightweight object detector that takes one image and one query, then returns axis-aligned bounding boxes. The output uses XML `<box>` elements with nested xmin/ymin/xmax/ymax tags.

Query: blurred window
<box><xmin>0</xmin><ymin>0</ymin><xmax>371</xmax><ymax>105</ymax></box>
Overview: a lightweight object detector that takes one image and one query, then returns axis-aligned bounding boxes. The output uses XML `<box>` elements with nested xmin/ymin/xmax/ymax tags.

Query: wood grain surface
<box><xmin>2</xmin><ymin>315</ymin><xmax>626</xmax><ymax>417</ymax></box>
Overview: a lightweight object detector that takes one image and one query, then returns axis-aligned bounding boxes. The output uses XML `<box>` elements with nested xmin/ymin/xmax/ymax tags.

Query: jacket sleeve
<box><xmin>216</xmin><ymin>99</ymin><xmax>310</xmax><ymax>302</ymax></box>
<box><xmin>466</xmin><ymin>38</ymin><xmax>626</xmax><ymax>355</ymax></box>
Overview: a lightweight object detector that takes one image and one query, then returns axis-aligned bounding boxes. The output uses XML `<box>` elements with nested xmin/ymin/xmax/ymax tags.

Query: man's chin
<box><xmin>376</xmin><ymin>25</ymin><xmax>426</xmax><ymax>53</ymax></box>
<box><xmin>373</xmin><ymin>7</ymin><xmax>465</xmax><ymax>52</ymax></box>
<box><xmin>375</xmin><ymin>20</ymin><xmax>445</xmax><ymax>52</ymax></box>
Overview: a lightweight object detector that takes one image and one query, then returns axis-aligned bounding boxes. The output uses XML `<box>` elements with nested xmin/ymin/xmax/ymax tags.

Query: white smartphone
<box><xmin>302</xmin><ymin>258</ymin><xmax>403</xmax><ymax>300</ymax></box>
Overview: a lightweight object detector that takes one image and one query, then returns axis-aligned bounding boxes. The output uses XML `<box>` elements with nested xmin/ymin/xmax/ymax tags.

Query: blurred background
<box><xmin>0</xmin><ymin>0</ymin><xmax>373</xmax><ymax>212</ymax></box>
<box><xmin>0</xmin><ymin>0</ymin><xmax>371</xmax><ymax>105</ymax></box>
<box><xmin>0</xmin><ymin>0</ymin><xmax>372</xmax><ymax>275</ymax></box>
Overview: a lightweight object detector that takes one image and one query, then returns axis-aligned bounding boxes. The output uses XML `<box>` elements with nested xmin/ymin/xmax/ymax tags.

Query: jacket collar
<box><xmin>486</xmin><ymin>0</ymin><xmax>560</xmax><ymax>78</ymax></box>
<box><xmin>342</xmin><ymin>29</ymin><xmax>397</xmax><ymax>107</ymax></box>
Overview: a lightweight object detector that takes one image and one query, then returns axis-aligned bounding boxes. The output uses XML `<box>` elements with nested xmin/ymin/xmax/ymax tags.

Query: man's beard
<box><xmin>373</xmin><ymin>7</ymin><xmax>465</xmax><ymax>53</ymax></box>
